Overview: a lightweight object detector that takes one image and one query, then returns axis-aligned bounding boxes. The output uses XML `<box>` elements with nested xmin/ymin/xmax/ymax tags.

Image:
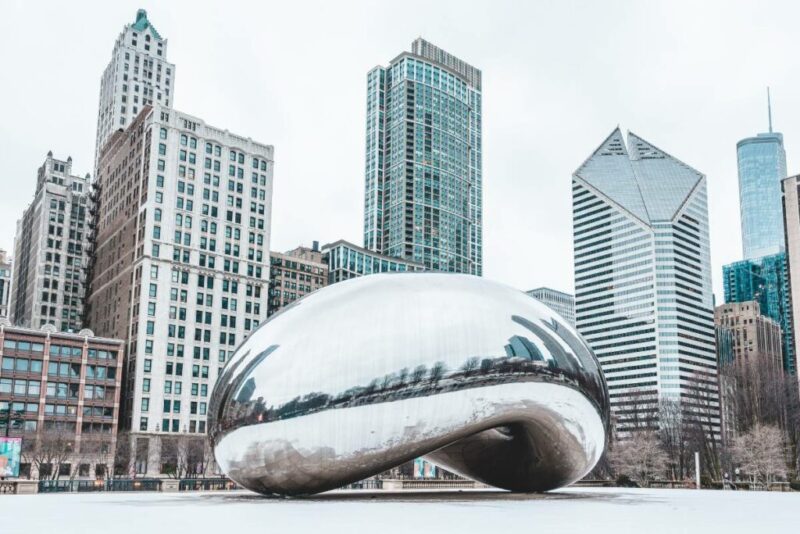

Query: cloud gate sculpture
<box><xmin>209</xmin><ymin>274</ymin><xmax>609</xmax><ymax>496</ymax></box>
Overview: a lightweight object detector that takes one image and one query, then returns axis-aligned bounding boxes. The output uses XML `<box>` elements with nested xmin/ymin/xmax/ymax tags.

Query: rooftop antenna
<box><xmin>767</xmin><ymin>87</ymin><xmax>773</xmax><ymax>133</ymax></box>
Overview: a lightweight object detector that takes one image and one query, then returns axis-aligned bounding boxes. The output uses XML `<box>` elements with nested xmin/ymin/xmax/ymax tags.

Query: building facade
<box><xmin>11</xmin><ymin>153</ymin><xmax>91</xmax><ymax>332</ymax></box>
<box><xmin>525</xmin><ymin>287</ymin><xmax>575</xmax><ymax>326</ymax></box>
<box><xmin>714</xmin><ymin>301</ymin><xmax>783</xmax><ymax>370</ymax></box>
<box><xmin>268</xmin><ymin>243</ymin><xmax>328</xmax><ymax>317</ymax></box>
<box><xmin>715</xmin><ymin>301</ymin><xmax>783</xmax><ymax>442</ymax></box>
<box><xmin>722</xmin><ymin>253</ymin><xmax>794</xmax><ymax>374</ymax></box>
<box><xmin>715</xmin><ymin>323</ymin><xmax>736</xmax><ymax>445</ymax></box>
<box><xmin>715</xmin><ymin>323</ymin><xmax>735</xmax><ymax>367</ymax></box>
<box><xmin>737</xmin><ymin>101</ymin><xmax>786</xmax><ymax>260</ymax></box>
<box><xmin>322</xmin><ymin>239</ymin><xmax>425</xmax><ymax>284</ymax></box>
<box><xmin>86</xmin><ymin>104</ymin><xmax>273</xmax><ymax>474</ymax></box>
<box><xmin>572</xmin><ymin>128</ymin><xmax>719</xmax><ymax>437</ymax></box>
<box><xmin>95</xmin><ymin>9</ymin><xmax>175</xmax><ymax>169</ymax></box>
<box><xmin>364</xmin><ymin>38</ymin><xmax>482</xmax><ymax>274</ymax></box>
<box><xmin>0</xmin><ymin>324</ymin><xmax>123</xmax><ymax>479</ymax></box>
<box><xmin>0</xmin><ymin>250</ymin><xmax>11</xmax><ymax>321</ymax></box>
<box><xmin>782</xmin><ymin>175</ymin><xmax>800</xmax><ymax>390</ymax></box>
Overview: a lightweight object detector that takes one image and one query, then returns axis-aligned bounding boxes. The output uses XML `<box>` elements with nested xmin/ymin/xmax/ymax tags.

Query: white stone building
<box><xmin>572</xmin><ymin>128</ymin><xmax>720</xmax><ymax>438</ymax></box>
<box><xmin>86</xmin><ymin>104</ymin><xmax>273</xmax><ymax>474</ymax></box>
<box><xmin>95</xmin><ymin>9</ymin><xmax>175</xmax><ymax>169</ymax></box>
<box><xmin>11</xmin><ymin>153</ymin><xmax>91</xmax><ymax>332</ymax></box>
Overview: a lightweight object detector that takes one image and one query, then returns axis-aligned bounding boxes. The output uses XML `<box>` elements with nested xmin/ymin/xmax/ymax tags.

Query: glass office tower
<box><xmin>572</xmin><ymin>128</ymin><xmax>719</xmax><ymax>437</ymax></box>
<box><xmin>723</xmin><ymin>252</ymin><xmax>795</xmax><ymax>374</ymax></box>
<box><xmin>364</xmin><ymin>39</ymin><xmax>482</xmax><ymax>274</ymax></box>
<box><xmin>737</xmin><ymin>111</ymin><xmax>786</xmax><ymax>259</ymax></box>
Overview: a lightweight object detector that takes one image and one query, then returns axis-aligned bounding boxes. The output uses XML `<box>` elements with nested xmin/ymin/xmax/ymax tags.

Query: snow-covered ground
<box><xmin>0</xmin><ymin>487</ymin><xmax>796</xmax><ymax>533</ymax></box>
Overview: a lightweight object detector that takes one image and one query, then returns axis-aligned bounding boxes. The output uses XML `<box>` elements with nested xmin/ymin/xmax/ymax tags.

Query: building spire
<box><xmin>767</xmin><ymin>86</ymin><xmax>773</xmax><ymax>133</ymax></box>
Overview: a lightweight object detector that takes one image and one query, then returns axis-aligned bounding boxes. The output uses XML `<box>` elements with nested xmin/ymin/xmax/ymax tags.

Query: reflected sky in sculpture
<box><xmin>209</xmin><ymin>274</ymin><xmax>610</xmax><ymax>496</ymax></box>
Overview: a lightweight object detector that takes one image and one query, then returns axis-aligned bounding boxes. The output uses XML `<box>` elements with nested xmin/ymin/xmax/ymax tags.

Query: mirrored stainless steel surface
<box><xmin>209</xmin><ymin>273</ymin><xmax>610</xmax><ymax>496</ymax></box>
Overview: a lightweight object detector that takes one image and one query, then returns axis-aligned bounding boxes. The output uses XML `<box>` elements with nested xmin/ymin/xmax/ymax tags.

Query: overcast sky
<box><xmin>2</xmin><ymin>0</ymin><xmax>799</xmax><ymax>300</ymax></box>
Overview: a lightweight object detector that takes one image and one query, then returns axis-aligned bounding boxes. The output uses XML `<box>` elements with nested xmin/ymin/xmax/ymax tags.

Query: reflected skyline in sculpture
<box><xmin>209</xmin><ymin>274</ymin><xmax>610</xmax><ymax>496</ymax></box>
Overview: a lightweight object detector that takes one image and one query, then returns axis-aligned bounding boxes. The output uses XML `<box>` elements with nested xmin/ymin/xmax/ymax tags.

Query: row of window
<box><xmin>138</xmin><ymin>417</ymin><xmax>208</xmax><ymax>434</ymax></box>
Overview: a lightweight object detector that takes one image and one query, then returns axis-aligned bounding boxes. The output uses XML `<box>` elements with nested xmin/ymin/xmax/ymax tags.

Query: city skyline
<box><xmin>3</xmin><ymin>2</ymin><xmax>800</xmax><ymax>300</ymax></box>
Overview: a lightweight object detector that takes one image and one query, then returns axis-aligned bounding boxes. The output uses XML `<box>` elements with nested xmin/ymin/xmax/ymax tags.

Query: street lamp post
<box><xmin>695</xmin><ymin>451</ymin><xmax>701</xmax><ymax>489</ymax></box>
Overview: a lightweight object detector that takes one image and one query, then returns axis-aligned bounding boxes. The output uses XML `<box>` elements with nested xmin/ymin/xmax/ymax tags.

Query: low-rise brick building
<box><xmin>0</xmin><ymin>323</ymin><xmax>124</xmax><ymax>479</ymax></box>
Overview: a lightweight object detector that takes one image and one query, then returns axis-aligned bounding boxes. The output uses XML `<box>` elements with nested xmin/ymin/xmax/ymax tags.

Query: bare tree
<box><xmin>461</xmin><ymin>357</ymin><xmax>480</xmax><ymax>376</ymax></box>
<box><xmin>609</xmin><ymin>430</ymin><xmax>668</xmax><ymax>487</ymax></box>
<box><xmin>177</xmin><ymin>437</ymin><xmax>213</xmax><ymax>478</ymax></box>
<box><xmin>610</xmin><ymin>388</ymin><xmax>659</xmax><ymax>439</ymax></box>
<box><xmin>722</xmin><ymin>358</ymin><xmax>786</xmax><ymax>433</ymax></box>
<box><xmin>782</xmin><ymin>376</ymin><xmax>800</xmax><ymax>478</ymax></box>
<box><xmin>160</xmin><ymin>436</ymin><xmax>179</xmax><ymax>478</ymax></box>
<box><xmin>658</xmin><ymin>398</ymin><xmax>689</xmax><ymax>480</ymax></box>
<box><xmin>113</xmin><ymin>431</ymin><xmax>132</xmax><ymax>478</ymax></box>
<box><xmin>731</xmin><ymin>423</ymin><xmax>788</xmax><ymax>486</ymax></box>
<box><xmin>396</xmin><ymin>367</ymin><xmax>409</xmax><ymax>387</ymax></box>
<box><xmin>409</xmin><ymin>365</ymin><xmax>426</xmax><ymax>384</ymax></box>
<box><xmin>428</xmin><ymin>361</ymin><xmax>446</xmax><ymax>386</ymax></box>
<box><xmin>23</xmin><ymin>428</ymin><xmax>75</xmax><ymax>480</ymax></box>
<box><xmin>682</xmin><ymin>373</ymin><xmax>723</xmax><ymax>481</ymax></box>
<box><xmin>718</xmin><ymin>355</ymin><xmax>800</xmax><ymax>480</ymax></box>
<box><xmin>68</xmin><ymin>434</ymin><xmax>113</xmax><ymax>480</ymax></box>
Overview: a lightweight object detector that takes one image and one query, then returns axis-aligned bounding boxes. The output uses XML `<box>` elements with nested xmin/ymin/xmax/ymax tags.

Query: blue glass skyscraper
<box><xmin>736</xmin><ymin>92</ymin><xmax>787</xmax><ymax>259</ymax></box>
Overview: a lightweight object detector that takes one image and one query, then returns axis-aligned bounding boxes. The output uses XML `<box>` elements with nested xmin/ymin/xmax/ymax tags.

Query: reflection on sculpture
<box><xmin>209</xmin><ymin>274</ymin><xmax>610</xmax><ymax>496</ymax></box>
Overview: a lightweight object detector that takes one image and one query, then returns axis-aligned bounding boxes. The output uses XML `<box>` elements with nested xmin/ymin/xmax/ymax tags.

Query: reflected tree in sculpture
<box><xmin>209</xmin><ymin>274</ymin><xmax>610</xmax><ymax>496</ymax></box>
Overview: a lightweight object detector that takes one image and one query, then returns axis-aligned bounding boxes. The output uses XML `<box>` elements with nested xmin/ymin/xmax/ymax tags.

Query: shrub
<box><xmin>616</xmin><ymin>475</ymin><xmax>639</xmax><ymax>488</ymax></box>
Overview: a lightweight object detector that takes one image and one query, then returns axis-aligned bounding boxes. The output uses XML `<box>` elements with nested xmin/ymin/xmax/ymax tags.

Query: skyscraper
<box><xmin>364</xmin><ymin>38</ymin><xmax>482</xmax><ymax>274</ymax></box>
<box><xmin>737</xmin><ymin>91</ymin><xmax>787</xmax><ymax>260</ymax></box>
<box><xmin>572</xmin><ymin>128</ymin><xmax>719</xmax><ymax>437</ymax></box>
<box><xmin>86</xmin><ymin>104</ymin><xmax>273</xmax><ymax>472</ymax></box>
<box><xmin>782</xmin><ymin>174</ymin><xmax>800</xmax><ymax>390</ymax></box>
<box><xmin>11</xmin><ymin>153</ymin><xmax>91</xmax><ymax>331</ymax></box>
<box><xmin>95</xmin><ymin>9</ymin><xmax>175</xmax><ymax>167</ymax></box>
<box><xmin>722</xmin><ymin>253</ymin><xmax>794</xmax><ymax>374</ymax></box>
